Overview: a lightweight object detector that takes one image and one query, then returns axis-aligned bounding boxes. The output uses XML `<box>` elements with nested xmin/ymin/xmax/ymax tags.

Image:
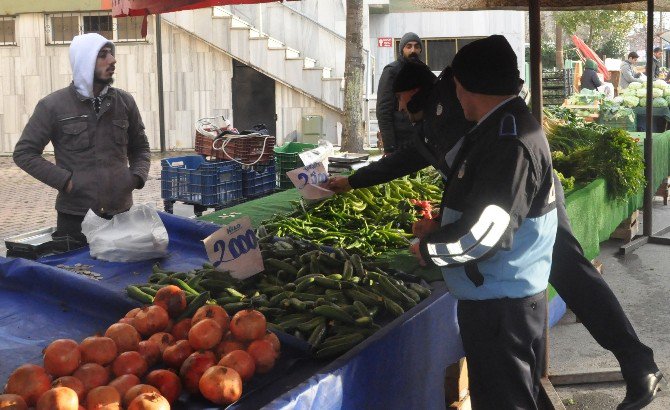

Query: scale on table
<box><xmin>4</xmin><ymin>227</ymin><xmax>81</xmax><ymax>259</ymax></box>
<box><xmin>328</xmin><ymin>153</ymin><xmax>370</xmax><ymax>174</ymax></box>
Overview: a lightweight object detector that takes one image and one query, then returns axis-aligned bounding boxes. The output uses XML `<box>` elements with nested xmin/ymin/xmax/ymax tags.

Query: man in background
<box><xmin>376</xmin><ymin>32</ymin><xmax>422</xmax><ymax>155</ymax></box>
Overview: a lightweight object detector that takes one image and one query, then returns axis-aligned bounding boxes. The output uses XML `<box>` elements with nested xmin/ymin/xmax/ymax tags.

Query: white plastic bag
<box><xmin>81</xmin><ymin>204</ymin><xmax>169</xmax><ymax>262</ymax></box>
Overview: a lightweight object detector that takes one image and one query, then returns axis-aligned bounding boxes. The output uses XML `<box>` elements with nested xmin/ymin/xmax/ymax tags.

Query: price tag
<box><xmin>202</xmin><ymin>216</ymin><xmax>264</xmax><ymax>280</ymax></box>
<box><xmin>286</xmin><ymin>161</ymin><xmax>335</xmax><ymax>200</ymax></box>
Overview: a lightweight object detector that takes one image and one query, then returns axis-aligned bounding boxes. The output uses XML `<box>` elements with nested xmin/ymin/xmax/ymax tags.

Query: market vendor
<box><xmin>327</xmin><ymin>38</ymin><xmax>664</xmax><ymax>410</ymax></box>
<box><xmin>13</xmin><ymin>33</ymin><xmax>151</xmax><ymax>244</ymax></box>
<box><xmin>580</xmin><ymin>59</ymin><xmax>603</xmax><ymax>91</ymax></box>
<box><xmin>619</xmin><ymin>52</ymin><xmax>644</xmax><ymax>90</ymax></box>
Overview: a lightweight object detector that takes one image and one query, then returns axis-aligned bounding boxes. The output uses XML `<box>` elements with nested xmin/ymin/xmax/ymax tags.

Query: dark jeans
<box><xmin>550</xmin><ymin>200</ymin><xmax>658</xmax><ymax>383</ymax></box>
<box><xmin>458</xmin><ymin>291</ymin><xmax>546</xmax><ymax>410</ymax></box>
<box><xmin>53</xmin><ymin>212</ymin><xmax>87</xmax><ymax>244</ymax></box>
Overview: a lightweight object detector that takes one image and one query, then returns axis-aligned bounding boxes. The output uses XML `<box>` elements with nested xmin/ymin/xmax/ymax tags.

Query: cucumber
<box><xmin>307</xmin><ymin>322</ymin><xmax>328</xmax><ymax>348</ymax></box>
<box><xmin>344</xmin><ymin>289</ymin><xmax>383</xmax><ymax>307</ymax></box>
<box><xmin>383</xmin><ymin>297</ymin><xmax>405</xmax><ymax>318</ymax></box>
<box><xmin>313</xmin><ymin>305</ymin><xmax>355</xmax><ymax>324</ymax></box>
<box><xmin>177</xmin><ymin>291</ymin><xmax>211</xmax><ymax>321</ymax></box>
<box><xmin>314</xmin><ymin>333</ymin><xmax>365</xmax><ymax>359</ymax></box>
<box><xmin>408</xmin><ymin>282</ymin><xmax>432</xmax><ymax>299</ymax></box>
<box><xmin>342</xmin><ymin>260</ymin><xmax>354</xmax><ymax>281</ymax></box>
<box><xmin>126</xmin><ymin>286</ymin><xmax>153</xmax><ymax>304</ymax></box>
<box><xmin>265</xmin><ymin>258</ymin><xmax>298</xmax><ymax>276</ymax></box>
<box><xmin>314</xmin><ymin>277</ymin><xmax>342</xmax><ymax>290</ymax></box>
<box><xmin>297</xmin><ymin>316</ymin><xmax>327</xmax><ymax>333</ymax></box>
<box><xmin>352</xmin><ymin>300</ymin><xmax>370</xmax><ymax>318</ymax></box>
<box><xmin>350</xmin><ymin>254</ymin><xmax>365</xmax><ymax>277</ymax></box>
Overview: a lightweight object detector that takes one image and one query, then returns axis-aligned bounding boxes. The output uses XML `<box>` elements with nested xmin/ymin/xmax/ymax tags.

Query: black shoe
<box><xmin>617</xmin><ymin>371</ymin><xmax>667</xmax><ymax>410</ymax></box>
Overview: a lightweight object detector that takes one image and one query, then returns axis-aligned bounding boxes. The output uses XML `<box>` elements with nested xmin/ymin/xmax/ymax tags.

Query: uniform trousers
<box><xmin>458</xmin><ymin>291</ymin><xmax>546</xmax><ymax>410</ymax></box>
<box><xmin>550</xmin><ymin>199</ymin><xmax>657</xmax><ymax>383</ymax></box>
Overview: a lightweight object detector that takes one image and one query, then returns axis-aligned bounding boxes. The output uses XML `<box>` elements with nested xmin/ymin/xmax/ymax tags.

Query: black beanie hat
<box><xmin>451</xmin><ymin>35</ymin><xmax>521</xmax><ymax>96</ymax></box>
<box><xmin>399</xmin><ymin>32</ymin><xmax>421</xmax><ymax>53</ymax></box>
<box><xmin>393</xmin><ymin>59</ymin><xmax>437</xmax><ymax>93</ymax></box>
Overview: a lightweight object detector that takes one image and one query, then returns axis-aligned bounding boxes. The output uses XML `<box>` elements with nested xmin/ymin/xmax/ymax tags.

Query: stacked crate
<box><xmin>542</xmin><ymin>68</ymin><xmax>574</xmax><ymax>106</ymax></box>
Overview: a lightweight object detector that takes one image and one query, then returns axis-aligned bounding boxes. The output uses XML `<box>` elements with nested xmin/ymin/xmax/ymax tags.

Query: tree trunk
<box><xmin>555</xmin><ymin>24</ymin><xmax>564</xmax><ymax>69</ymax></box>
<box><xmin>341</xmin><ymin>0</ymin><xmax>365</xmax><ymax>153</ymax></box>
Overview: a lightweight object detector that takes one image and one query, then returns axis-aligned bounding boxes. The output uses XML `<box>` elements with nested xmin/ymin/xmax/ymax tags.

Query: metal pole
<box><xmin>156</xmin><ymin>14</ymin><xmax>166</xmax><ymax>153</ymax></box>
<box><xmin>644</xmin><ymin>0</ymin><xmax>654</xmax><ymax>235</ymax></box>
<box><xmin>529</xmin><ymin>0</ymin><xmax>543</xmax><ymax>123</ymax></box>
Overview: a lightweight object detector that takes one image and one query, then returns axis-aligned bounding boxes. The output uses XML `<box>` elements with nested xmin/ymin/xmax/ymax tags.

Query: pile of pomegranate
<box><xmin>1</xmin><ymin>285</ymin><xmax>280</xmax><ymax>409</ymax></box>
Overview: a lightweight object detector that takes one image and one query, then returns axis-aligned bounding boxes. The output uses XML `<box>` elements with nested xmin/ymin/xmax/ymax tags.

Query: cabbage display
<box><xmin>628</xmin><ymin>82</ymin><xmax>643</xmax><ymax>90</ymax></box>
<box><xmin>653</xmin><ymin>97</ymin><xmax>668</xmax><ymax>107</ymax></box>
<box><xmin>622</xmin><ymin>96</ymin><xmax>640</xmax><ymax>108</ymax></box>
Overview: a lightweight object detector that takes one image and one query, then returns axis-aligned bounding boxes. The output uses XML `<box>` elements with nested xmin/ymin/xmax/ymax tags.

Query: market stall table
<box><xmin>0</xmin><ymin>213</ymin><xmax>463</xmax><ymax>409</ymax></box>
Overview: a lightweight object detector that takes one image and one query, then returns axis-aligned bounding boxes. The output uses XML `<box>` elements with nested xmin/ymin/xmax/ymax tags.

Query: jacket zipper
<box><xmin>58</xmin><ymin>114</ymin><xmax>88</xmax><ymax>122</ymax></box>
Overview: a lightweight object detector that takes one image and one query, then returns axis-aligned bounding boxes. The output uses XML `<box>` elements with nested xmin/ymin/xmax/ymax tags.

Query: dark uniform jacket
<box><xmin>419</xmin><ymin>97</ymin><xmax>557</xmax><ymax>300</ymax></box>
<box><xmin>580</xmin><ymin>69</ymin><xmax>602</xmax><ymax>91</ymax></box>
<box><xmin>376</xmin><ymin>60</ymin><xmax>416</xmax><ymax>153</ymax></box>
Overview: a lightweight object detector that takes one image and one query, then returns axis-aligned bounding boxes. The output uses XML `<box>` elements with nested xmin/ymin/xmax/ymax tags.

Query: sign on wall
<box><xmin>377</xmin><ymin>37</ymin><xmax>393</xmax><ymax>47</ymax></box>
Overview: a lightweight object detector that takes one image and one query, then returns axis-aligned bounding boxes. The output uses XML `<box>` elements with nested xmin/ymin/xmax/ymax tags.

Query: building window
<box><xmin>0</xmin><ymin>16</ymin><xmax>17</xmax><ymax>45</ymax></box>
<box><xmin>45</xmin><ymin>12</ymin><xmax>145</xmax><ymax>44</ymax></box>
<box><xmin>394</xmin><ymin>37</ymin><xmax>485</xmax><ymax>71</ymax></box>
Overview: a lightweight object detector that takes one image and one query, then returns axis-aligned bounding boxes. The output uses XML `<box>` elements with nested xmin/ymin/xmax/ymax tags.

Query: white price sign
<box><xmin>286</xmin><ymin>161</ymin><xmax>335</xmax><ymax>200</ymax></box>
<box><xmin>202</xmin><ymin>216</ymin><xmax>264</xmax><ymax>280</ymax></box>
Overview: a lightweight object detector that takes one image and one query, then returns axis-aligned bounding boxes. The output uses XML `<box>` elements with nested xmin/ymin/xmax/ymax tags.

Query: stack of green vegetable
<box><xmin>617</xmin><ymin>80</ymin><xmax>670</xmax><ymax>108</ymax></box>
<box><xmin>546</xmin><ymin>118</ymin><xmax>645</xmax><ymax>200</ymax></box>
<box><xmin>126</xmin><ymin>235</ymin><xmax>432</xmax><ymax>359</ymax></box>
<box><xmin>262</xmin><ymin>171</ymin><xmax>443</xmax><ymax>255</ymax></box>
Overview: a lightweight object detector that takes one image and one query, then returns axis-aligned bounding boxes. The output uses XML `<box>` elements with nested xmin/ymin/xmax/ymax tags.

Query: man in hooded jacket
<box><xmin>376</xmin><ymin>32</ymin><xmax>423</xmax><ymax>154</ymax></box>
<box><xmin>13</xmin><ymin>33</ymin><xmax>151</xmax><ymax>244</ymax></box>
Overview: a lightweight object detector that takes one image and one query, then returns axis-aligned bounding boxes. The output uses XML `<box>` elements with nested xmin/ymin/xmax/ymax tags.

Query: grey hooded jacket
<box><xmin>13</xmin><ymin>33</ymin><xmax>150</xmax><ymax>216</ymax></box>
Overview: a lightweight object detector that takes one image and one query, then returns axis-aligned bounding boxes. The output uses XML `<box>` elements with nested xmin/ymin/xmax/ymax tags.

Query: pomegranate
<box><xmin>188</xmin><ymin>318</ymin><xmax>223</xmax><ymax>350</ymax></box>
<box><xmin>198</xmin><ymin>366</ymin><xmax>242</xmax><ymax>405</ymax></box>
<box><xmin>122</xmin><ymin>385</ymin><xmax>160</xmax><ymax>408</ymax></box>
<box><xmin>179</xmin><ymin>351</ymin><xmax>216</xmax><ymax>393</ymax></box>
<box><xmin>79</xmin><ymin>336</ymin><xmax>118</xmax><ymax>366</ymax></box>
<box><xmin>3</xmin><ymin>364</ymin><xmax>52</xmax><ymax>406</ymax></box>
<box><xmin>137</xmin><ymin>340</ymin><xmax>161</xmax><ymax>367</ymax></box>
<box><xmin>51</xmin><ymin>376</ymin><xmax>85</xmax><ymax>402</ymax></box>
<box><xmin>108</xmin><ymin>374</ymin><xmax>140</xmax><ymax>398</ymax></box>
<box><xmin>85</xmin><ymin>386</ymin><xmax>120</xmax><ymax>410</ymax></box>
<box><xmin>170</xmin><ymin>318</ymin><xmax>191</xmax><ymax>341</ymax></box>
<box><xmin>230</xmin><ymin>309</ymin><xmax>266</xmax><ymax>341</ymax></box>
<box><xmin>36</xmin><ymin>386</ymin><xmax>78</xmax><ymax>410</ymax></box>
<box><xmin>127</xmin><ymin>392</ymin><xmax>170</xmax><ymax>410</ymax></box>
<box><xmin>132</xmin><ymin>305</ymin><xmax>169</xmax><ymax>337</ymax></box>
<box><xmin>246</xmin><ymin>339</ymin><xmax>276</xmax><ymax>374</ymax></box>
<box><xmin>192</xmin><ymin>305</ymin><xmax>230</xmax><ymax>333</ymax></box>
<box><xmin>0</xmin><ymin>394</ymin><xmax>28</xmax><ymax>409</ymax></box>
<box><xmin>145</xmin><ymin>369</ymin><xmax>182</xmax><ymax>404</ymax></box>
<box><xmin>111</xmin><ymin>351</ymin><xmax>148</xmax><ymax>378</ymax></box>
<box><xmin>152</xmin><ymin>285</ymin><xmax>187</xmax><ymax>318</ymax></box>
<box><xmin>218</xmin><ymin>350</ymin><xmax>256</xmax><ymax>382</ymax></box>
<box><xmin>43</xmin><ymin>339</ymin><xmax>81</xmax><ymax>377</ymax></box>
<box><xmin>104</xmin><ymin>323</ymin><xmax>141</xmax><ymax>353</ymax></box>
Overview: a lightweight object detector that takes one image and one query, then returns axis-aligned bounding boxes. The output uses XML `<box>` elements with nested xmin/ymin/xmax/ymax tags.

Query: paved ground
<box><xmin>1</xmin><ymin>152</ymin><xmax>668</xmax><ymax>409</ymax></box>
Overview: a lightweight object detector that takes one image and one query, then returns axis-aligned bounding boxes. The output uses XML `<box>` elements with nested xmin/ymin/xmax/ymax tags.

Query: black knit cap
<box><xmin>393</xmin><ymin>58</ymin><xmax>436</xmax><ymax>93</ymax></box>
<box><xmin>451</xmin><ymin>35</ymin><xmax>521</xmax><ymax>96</ymax></box>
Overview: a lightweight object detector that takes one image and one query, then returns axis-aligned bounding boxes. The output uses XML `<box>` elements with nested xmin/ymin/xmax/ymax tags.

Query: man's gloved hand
<box><xmin>410</xmin><ymin>241</ymin><xmax>427</xmax><ymax>266</ymax></box>
<box><xmin>133</xmin><ymin>175</ymin><xmax>143</xmax><ymax>189</ymax></box>
<box><xmin>412</xmin><ymin>218</ymin><xmax>440</xmax><ymax>239</ymax></box>
<box><xmin>324</xmin><ymin>176</ymin><xmax>352</xmax><ymax>193</ymax></box>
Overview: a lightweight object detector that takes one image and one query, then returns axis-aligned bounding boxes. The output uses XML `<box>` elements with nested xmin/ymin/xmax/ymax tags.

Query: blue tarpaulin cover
<box><xmin>0</xmin><ymin>212</ymin><xmax>563</xmax><ymax>409</ymax></box>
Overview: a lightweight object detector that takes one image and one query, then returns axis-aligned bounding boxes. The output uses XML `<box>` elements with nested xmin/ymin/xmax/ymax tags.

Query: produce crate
<box><xmin>161</xmin><ymin>155</ymin><xmax>243</xmax><ymax>207</ymax></box>
<box><xmin>598</xmin><ymin>116</ymin><xmax>637</xmax><ymax>132</ymax></box>
<box><xmin>274</xmin><ymin>142</ymin><xmax>318</xmax><ymax>190</ymax></box>
<box><xmin>610</xmin><ymin>210</ymin><xmax>639</xmax><ymax>242</ymax></box>
<box><xmin>242</xmin><ymin>160</ymin><xmax>277</xmax><ymax>198</ymax></box>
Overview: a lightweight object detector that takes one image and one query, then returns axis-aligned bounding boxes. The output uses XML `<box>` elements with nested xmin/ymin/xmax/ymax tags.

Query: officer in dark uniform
<box><xmin>327</xmin><ymin>49</ymin><xmax>665</xmax><ymax>410</ymax></box>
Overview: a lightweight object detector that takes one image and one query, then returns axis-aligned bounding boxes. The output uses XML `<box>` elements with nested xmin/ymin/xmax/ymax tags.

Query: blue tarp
<box><xmin>0</xmin><ymin>212</ymin><xmax>472</xmax><ymax>409</ymax></box>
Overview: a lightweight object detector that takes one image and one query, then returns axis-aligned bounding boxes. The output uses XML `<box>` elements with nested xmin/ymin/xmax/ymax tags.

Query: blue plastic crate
<box><xmin>242</xmin><ymin>161</ymin><xmax>277</xmax><ymax>198</ymax></box>
<box><xmin>160</xmin><ymin>155</ymin><xmax>243</xmax><ymax>207</ymax></box>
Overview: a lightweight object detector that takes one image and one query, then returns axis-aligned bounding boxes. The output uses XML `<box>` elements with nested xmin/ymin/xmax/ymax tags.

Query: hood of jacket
<box><xmin>69</xmin><ymin>33</ymin><xmax>115</xmax><ymax>98</ymax></box>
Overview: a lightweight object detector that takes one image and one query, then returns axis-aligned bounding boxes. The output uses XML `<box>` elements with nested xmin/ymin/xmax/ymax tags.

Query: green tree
<box><xmin>555</xmin><ymin>11</ymin><xmax>644</xmax><ymax>52</ymax></box>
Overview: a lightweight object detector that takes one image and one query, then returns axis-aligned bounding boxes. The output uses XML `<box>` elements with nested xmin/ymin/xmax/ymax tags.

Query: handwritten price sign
<box><xmin>286</xmin><ymin>161</ymin><xmax>334</xmax><ymax>200</ymax></box>
<box><xmin>202</xmin><ymin>216</ymin><xmax>264</xmax><ymax>279</ymax></box>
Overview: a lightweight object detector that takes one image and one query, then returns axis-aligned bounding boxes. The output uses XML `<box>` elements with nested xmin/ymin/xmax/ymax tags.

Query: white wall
<box><xmin>368</xmin><ymin>11</ymin><xmax>526</xmax><ymax>90</ymax></box>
